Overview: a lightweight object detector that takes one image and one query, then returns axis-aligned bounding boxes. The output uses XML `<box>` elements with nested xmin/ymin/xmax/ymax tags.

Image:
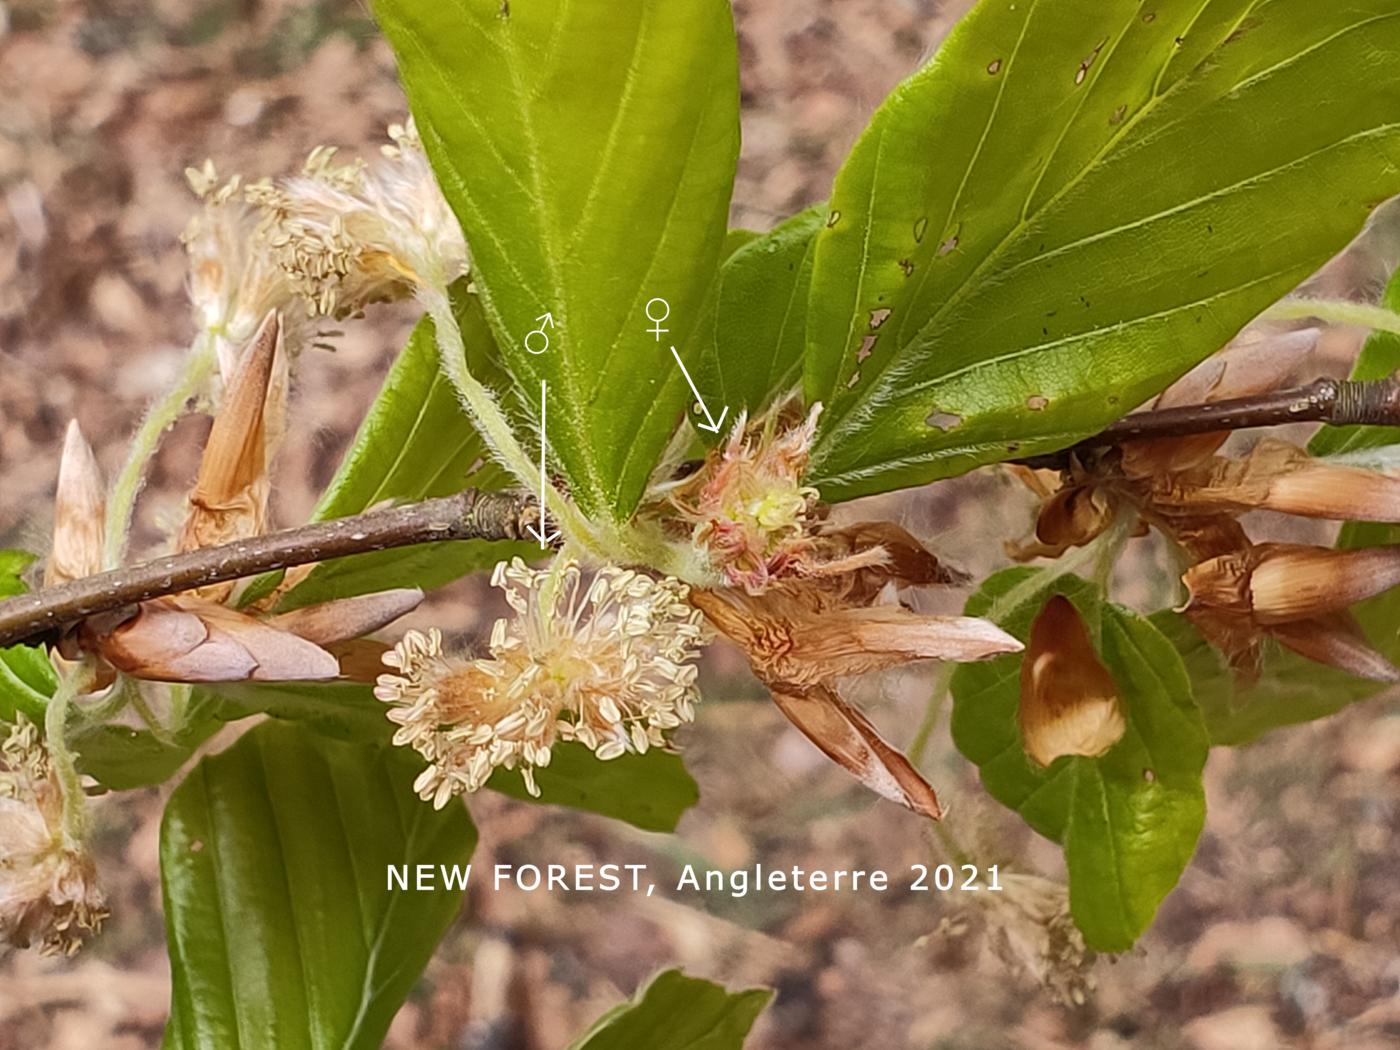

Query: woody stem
<box><xmin>1018</xmin><ymin>375</ymin><xmax>1400</xmax><ymax>470</ymax></box>
<box><xmin>0</xmin><ymin>489</ymin><xmax>543</xmax><ymax>650</ymax></box>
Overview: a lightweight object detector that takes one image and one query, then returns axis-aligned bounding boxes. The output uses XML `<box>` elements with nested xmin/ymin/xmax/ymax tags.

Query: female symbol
<box><xmin>645</xmin><ymin>297</ymin><xmax>671</xmax><ymax>340</ymax></box>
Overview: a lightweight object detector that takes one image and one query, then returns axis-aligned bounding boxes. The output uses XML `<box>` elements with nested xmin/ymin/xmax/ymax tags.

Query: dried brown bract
<box><xmin>47</xmin><ymin>313</ymin><xmax>422</xmax><ymax>685</ymax></box>
<box><xmin>692</xmin><ymin>527</ymin><xmax>1021</xmax><ymax>819</ymax></box>
<box><xmin>1009</xmin><ymin>330</ymin><xmax>1400</xmax><ymax>680</ymax></box>
<box><xmin>1018</xmin><ymin>596</ymin><xmax>1126</xmax><ymax>767</ymax></box>
<box><xmin>1182</xmin><ymin>542</ymin><xmax>1400</xmax><ymax>682</ymax></box>
<box><xmin>176</xmin><ymin>310</ymin><xmax>283</xmax><ymax>564</ymax></box>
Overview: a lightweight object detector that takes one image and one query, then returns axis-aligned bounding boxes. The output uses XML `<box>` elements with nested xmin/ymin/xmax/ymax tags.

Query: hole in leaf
<box><xmin>938</xmin><ymin>233</ymin><xmax>959</xmax><ymax>257</ymax></box>
<box><xmin>987</xmin><ymin>58</ymin><xmax>1002</xmax><ymax>75</ymax></box>
<box><xmin>898</xmin><ymin>258</ymin><xmax>915</xmax><ymax>277</ymax></box>
<box><xmin>913</xmin><ymin>216</ymin><xmax>929</xmax><ymax>243</ymax></box>
<box><xmin>857</xmin><ymin>335</ymin><xmax>877</xmax><ymax>361</ymax></box>
<box><xmin>827</xmin><ymin>210</ymin><xmax>842</xmax><ymax>227</ymax></box>
<box><xmin>1026</xmin><ymin>394</ymin><xmax>1049</xmax><ymax>411</ymax></box>
<box><xmin>1109</xmin><ymin>103</ymin><xmax>1127</xmax><ymax>125</ymax></box>
<box><xmin>1143</xmin><ymin>768</ymin><xmax>1156</xmax><ymax>783</ymax></box>
<box><xmin>1143</xmin><ymin>12</ymin><xmax>1157</xmax><ymax>22</ymax></box>
<box><xmin>846</xmin><ymin>370</ymin><xmax>862</xmax><ymax>389</ymax></box>
<box><xmin>869</xmin><ymin>308</ymin><xmax>891</xmax><ymax>330</ymax></box>
<box><xmin>925</xmin><ymin>410</ymin><xmax>962</xmax><ymax>432</ymax></box>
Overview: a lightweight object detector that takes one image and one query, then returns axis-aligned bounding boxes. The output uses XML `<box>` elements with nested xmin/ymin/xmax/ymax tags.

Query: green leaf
<box><xmin>704</xmin><ymin>205</ymin><xmax>825</xmax><ymax>418</ymax></box>
<box><xmin>213</xmin><ymin>683</ymin><xmax>700</xmax><ymax>831</ymax></box>
<box><xmin>76</xmin><ymin>682</ymin><xmax>386</xmax><ymax>792</ymax></box>
<box><xmin>0</xmin><ymin>549</ymin><xmax>34</xmax><ymax>599</ymax></box>
<box><xmin>1152</xmin><ymin>611</ymin><xmax>1381</xmax><ymax>746</ymax></box>
<box><xmin>73</xmin><ymin>687</ymin><xmax>225</xmax><ymax>792</ymax></box>
<box><xmin>75</xmin><ymin>680</ymin><xmax>389</xmax><ymax>792</ymax></box>
<box><xmin>567</xmin><ymin>969</ymin><xmax>771</xmax><ymax>1050</ymax></box>
<box><xmin>209</xmin><ymin>681</ymin><xmax>392</xmax><ymax>741</ymax></box>
<box><xmin>75</xmin><ymin>720</ymin><xmax>216</xmax><ymax>792</ymax></box>
<box><xmin>375</xmin><ymin>0</ymin><xmax>742</xmax><ymax>519</ymax></box>
<box><xmin>0</xmin><ymin>644</ymin><xmax>54</xmax><ymax>724</ymax></box>
<box><xmin>0</xmin><ymin>552</ymin><xmax>53</xmax><ymax>723</ymax></box>
<box><xmin>951</xmin><ymin>569</ymin><xmax>1207</xmax><ymax>951</ymax></box>
<box><xmin>83</xmin><ymin>677</ymin><xmax>700</xmax><ymax>830</ymax></box>
<box><xmin>161</xmin><ymin>721</ymin><xmax>475</xmax><ymax>1050</ymax></box>
<box><xmin>264</xmin><ymin>297</ymin><xmax>532</xmax><ymax>611</ymax></box>
<box><xmin>487</xmin><ymin>744</ymin><xmax>699</xmax><ymax>833</ymax></box>
<box><xmin>804</xmin><ymin>0</ymin><xmax>1400</xmax><ymax>500</ymax></box>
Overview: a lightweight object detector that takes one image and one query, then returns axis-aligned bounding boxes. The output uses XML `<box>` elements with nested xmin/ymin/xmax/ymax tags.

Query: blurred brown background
<box><xmin>2</xmin><ymin>1</ymin><xmax>1398</xmax><ymax>1048</ymax></box>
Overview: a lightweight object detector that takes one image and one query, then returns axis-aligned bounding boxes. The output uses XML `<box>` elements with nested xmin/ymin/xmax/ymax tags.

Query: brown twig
<box><xmin>1019</xmin><ymin>375</ymin><xmax>1400</xmax><ymax>470</ymax></box>
<box><xmin>5</xmin><ymin>376</ymin><xmax>1398</xmax><ymax>651</ymax></box>
<box><xmin>0</xmin><ymin>489</ymin><xmax>542</xmax><ymax>650</ymax></box>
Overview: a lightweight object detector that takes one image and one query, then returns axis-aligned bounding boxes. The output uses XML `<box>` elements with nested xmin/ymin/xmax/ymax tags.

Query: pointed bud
<box><xmin>1018</xmin><ymin>596</ymin><xmax>1126</xmax><ymax>768</ymax></box>
<box><xmin>1181</xmin><ymin>543</ymin><xmax>1400</xmax><ymax>681</ymax></box>
<box><xmin>267</xmin><ymin>588</ymin><xmax>424</xmax><ymax>646</ymax></box>
<box><xmin>46</xmin><ymin>422</ymin><xmax>106</xmax><ymax>586</ymax></box>
<box><xmin>1184</xmin><ymin>543</ymin><xmax>1400</xmax><ymax>626</ymax></box>
<box><xmin>1259</xmin><ymin>458</ymin><xmax>1400</xmax><ymax>521</ymax></box>
<box><xmin>177</xmin><ymin>310</ymin><xmax>282</xmax><ymax>560</ymax></box>
<box><xmin>1248</xmin><ymin>544</ymin><xmax>1400</xmax><ymax>625</ymax></box>
<box><xmin>1156</xmin><ymin>439</ymin><xmax>1400</xmax><ymax>522</ymax></box>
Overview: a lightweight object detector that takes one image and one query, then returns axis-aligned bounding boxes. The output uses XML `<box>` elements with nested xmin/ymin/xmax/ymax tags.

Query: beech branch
<box><xmin>0</xmin><ymin>489</ymin><xmax>542</xmax><ymax>650</ymax></box>
<box><xmin>5</xmin><ymin>375</ymin><xmax>1399</xmax><ymax>653</ymax></box>
<box><xmin>1019</xmin><ymin>375</ymin><xmax>1400</xmax><ymax>470</ymax></box>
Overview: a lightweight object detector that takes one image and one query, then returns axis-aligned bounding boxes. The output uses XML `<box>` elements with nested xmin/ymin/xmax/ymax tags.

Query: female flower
<box><xmin>667</xmin><ymin>404</ymin><xmax>823</xmax><ymax>593</ymax></box>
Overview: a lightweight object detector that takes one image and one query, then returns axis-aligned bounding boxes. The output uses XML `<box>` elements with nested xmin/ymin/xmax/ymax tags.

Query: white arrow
<box><xmin>669</xmin><ymin>345</ymin><xmax>729</xmax><ymax>434</ymax></box>
<box><xmin>526</xmin><ymin>379</ymin><xmax>560</xmax><ymax>549</ymax></box>
<box><xmin>535</xmin><ymin>311</ymin><xmax>555</xmax><ymax>329</ymax></box>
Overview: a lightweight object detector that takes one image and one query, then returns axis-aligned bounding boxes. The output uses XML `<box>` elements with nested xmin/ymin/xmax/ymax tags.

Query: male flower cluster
<box><xmin>183</xmin><ymin>120</ymin><xmax>469</xmax><ymax>377</ymax></box>
<box><xmin>376</xmin><ymin>559</ymin><xmax>708</xmax><ymax>808</ymax></box>
<box><xmin>0</xmin><ymin>719</ymin><xmax>107</xmax><ymax>956</ymax></box>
